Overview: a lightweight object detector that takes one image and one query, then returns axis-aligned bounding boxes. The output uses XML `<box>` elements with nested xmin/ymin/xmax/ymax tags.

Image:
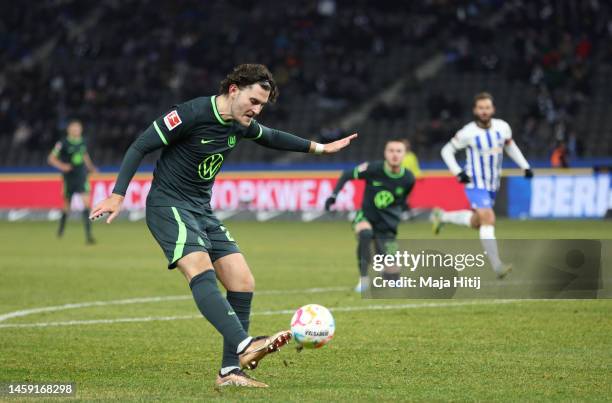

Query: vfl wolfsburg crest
<box><xmin>228</xmin><ymin>134</ymin><xmax>236</xmax><ymax>148</ymax></box>
<box><xmin>198</xmin><ymin>153</ymin><xmax>224</xmax><ymax>180</ymax></box>
<box><xmin>374</xmin><ymin>190</ymin><xmax>395</xmax><ymax>209</ymax></box>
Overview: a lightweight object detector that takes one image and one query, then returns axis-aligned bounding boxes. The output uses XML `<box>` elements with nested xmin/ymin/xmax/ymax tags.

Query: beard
<box><xmin>474</xmin><ymin>114</ymin><xmax>492</xmax><ymax>126</ymax></box>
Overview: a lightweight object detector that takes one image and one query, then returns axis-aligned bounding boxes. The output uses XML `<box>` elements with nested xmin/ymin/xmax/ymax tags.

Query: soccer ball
<box><xmin>290</xmin><ymin>304</ymin><xmax>335</xmax><ymax>349</ymax></box>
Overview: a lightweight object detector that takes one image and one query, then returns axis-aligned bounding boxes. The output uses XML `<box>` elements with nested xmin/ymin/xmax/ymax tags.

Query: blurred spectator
<box><xmin>550</xmin><ymin>140</ymin><xmax>569</xmax><ymax>168</ymax></box>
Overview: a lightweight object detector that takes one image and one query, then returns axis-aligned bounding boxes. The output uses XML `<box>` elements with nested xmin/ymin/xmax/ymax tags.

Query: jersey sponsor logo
<box><xmin>201</xmin><ymin>139</ymin><xmax>214</xmax><ymax>144</ymax></box>
<box><xmin>395</xmin><ymin>187</ymin><xmax>404</xmax><ymax>196</ymax></box>
<box><xmin>198</xmin><ymin>153</ymin><xmax>224</xmax><ymax>180</ymax></box>
<box><xmin>228</xmin><ymin>135</ymin><xmax>236</xmax><ymax>148</ymax></box>
<box><xmin>374</xmin><ymin>190</ymin><xmax>395</xmax><ymax>209</ymax></box>
<box><xmin>163</xmin><ymin>110</ymin><xmax>182</xmax><ymax>131</ymax></box>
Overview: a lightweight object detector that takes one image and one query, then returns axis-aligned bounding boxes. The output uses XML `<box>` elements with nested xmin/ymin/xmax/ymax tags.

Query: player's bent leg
<box><xmin>470</xmin><ymin>211</ymin><xmax>481</xmax><ymax>229</ymax></box>
<box><xmin>176</xmin><ymin>252</ymin><xmax>253</xmax><ymax>361</ymax></box>
<box><xmin>80</xmin><ymin>192</ymin><xmax>94</xmax><ymax>244</ymax></box>
<box><xmin>213</xmin><ymin>256</ymin><xmax>291</xmax><ymax>372</ymax></box>
<box><xmin>476</xmin><ymin>209</ymin><xmax>510</xmax><ymax>277</ymax></box>
<box><xmin>355</xmin><ymin>221</ymin><xmax>373</xmax><ymax>292</ymax></box>
<box><xmin>214</xmin><ymin>253</ymin><xmax>255</xmax><ymax>292</ymax></box>
<box><xmin>211</xmin><ymin>253</ymin><xmax>291</xmax><ymax>373</ymax></box>
<box><xmin>213</xmin><ymin>253</ymin><xmax>256</xmax><ymax>376</ymax></box>
<box><xmin>431</xmin><ymin>208</ymin><xmax>473</xmax><ymax>233</ymax></box>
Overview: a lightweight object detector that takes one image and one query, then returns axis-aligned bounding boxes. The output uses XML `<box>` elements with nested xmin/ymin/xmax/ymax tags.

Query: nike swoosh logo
<box><xmin>201</xmin><ymin>139</ymin><xmax>214</xmax><ymax>144</ymax></box>
<box><xmin>373</xmin><ymin>181</ymin><xmax>383</xmax><ymax>186</ymax></box>
<box><xmin>228</xmin><ymin>311</ymin><xmax>236</xmax><ymax>316</ymax></box>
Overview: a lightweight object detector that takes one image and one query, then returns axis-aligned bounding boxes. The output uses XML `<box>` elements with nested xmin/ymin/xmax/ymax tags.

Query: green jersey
<box><xmin>51</xmin><ymin>137</ymin><xmax>88</xmax><ymax>183</ymax></box>
<box><xmin>113</xmin><ymin>96</ymin><xmax>312</xmax><ymax>212</ymax></box>
<box><xmin>334</xmin><ymin>160</ymin><xmax>415</xmax><ymax>234</ymax></box>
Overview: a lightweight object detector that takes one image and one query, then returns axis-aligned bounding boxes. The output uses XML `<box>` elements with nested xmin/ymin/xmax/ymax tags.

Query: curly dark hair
<box><xmin>219</xmin><ymin>64</ymin><xmax>278</xmax><ymax>103</ymax></box>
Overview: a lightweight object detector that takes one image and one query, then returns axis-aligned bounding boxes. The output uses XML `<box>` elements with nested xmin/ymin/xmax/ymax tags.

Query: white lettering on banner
<box><xmin>529</xmin><ymin>175</ymin><xmax>611</xmax><ymax>218</ymax></box>
<box><xmin>335</xmin><ymin>181</ymin><xmax>356</xmax><ymax>211</ymax></box>
<box><xmin>274</xmin><ymin>181</ymin><xmax>299</xmax><ymax>211</ymax></box>
<box><xmin>553</xmin><ymin>176</ymin><xmax>573</xmax><ymax>217</ymax></box>
<box><xmin>573</xmin><ymin>177</ymin><xmax>596</xmax><ymax>216</ymax></box>
<box><xmin>299</xmin><ymin>180</ymin><xmax>316</xmax><ymax>211</ymax></box>
<box><xmin>211</xmin><ymin>179</ymin><xmax>357</xmax><ymax>211</ymax></box>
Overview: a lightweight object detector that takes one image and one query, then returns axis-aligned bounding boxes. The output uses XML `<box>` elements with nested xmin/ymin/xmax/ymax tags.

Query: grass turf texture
<box><xmin>0</xmin><ymin>219</ymin><xmax>610</xmax><ymax>402</ymax></box>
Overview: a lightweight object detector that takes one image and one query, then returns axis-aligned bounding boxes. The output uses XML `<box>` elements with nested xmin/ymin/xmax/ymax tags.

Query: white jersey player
<box><xmin>433</xmin><ymin>92</ymin><xmax>533</xmax><ymax>278</ymax></box>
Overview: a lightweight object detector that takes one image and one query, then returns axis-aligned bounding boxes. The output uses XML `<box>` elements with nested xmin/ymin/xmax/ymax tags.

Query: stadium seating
<box><xmin>1</xmin><ymin>0</ymin><xmax>610</xmax><ymax>166</ymax></box>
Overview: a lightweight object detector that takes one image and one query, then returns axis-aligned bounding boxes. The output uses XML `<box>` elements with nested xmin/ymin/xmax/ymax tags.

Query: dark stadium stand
<box><xmin>1</xmin><ymin>0</ymin><xmax>611</xmax><ymax>167</ymax></box>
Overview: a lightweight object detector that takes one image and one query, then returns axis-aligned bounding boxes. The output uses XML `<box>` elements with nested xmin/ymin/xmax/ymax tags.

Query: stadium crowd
<box><xmin>1</xmin><ymin>0</ymin><xmax>610</xmax><ymax>166</ymax></box>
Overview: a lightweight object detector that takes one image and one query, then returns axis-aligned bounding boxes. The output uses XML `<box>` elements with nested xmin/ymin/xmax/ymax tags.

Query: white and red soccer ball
<box><xmin>290</xmin><ymin>304</ymin><xmax>335</xmax><ymax>349</ymax></box>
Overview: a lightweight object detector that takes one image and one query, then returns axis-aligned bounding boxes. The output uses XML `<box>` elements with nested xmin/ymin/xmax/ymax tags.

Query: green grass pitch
<box><xmin>0</xmin><ymin>219</ymin><xmax>610</xmax><ymax>401</ymax></box>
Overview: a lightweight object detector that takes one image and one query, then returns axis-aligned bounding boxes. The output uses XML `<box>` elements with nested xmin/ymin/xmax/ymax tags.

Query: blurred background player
<box><xmin>47</xmin><ymin>119</ymin><xmax>98</xmax><ymax>244</ymax></box>
<box><xmin>433</xmin><ymin>92</ymin><xmax>533</xmax><ymax>278</ymax></box>
<box><xmin>90</xmin><ymin>64</ymin><xmax>357</xmax><ymax>388</ymax></box>
<box><xmin>401</xmin><ymin>139</ymin><xmax>422</xmax><ymax>179</ymax></box>
<box><xmin>325</xmin><ymin>139</ymin><xmax>415</xmax><ymax>292</ymax></box>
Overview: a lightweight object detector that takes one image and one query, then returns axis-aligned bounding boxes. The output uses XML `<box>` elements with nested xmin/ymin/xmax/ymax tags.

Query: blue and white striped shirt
<box><xmin>451</xmin><ymin>119</ymin><xmax>512</xmax><ymax>191</ymax></box>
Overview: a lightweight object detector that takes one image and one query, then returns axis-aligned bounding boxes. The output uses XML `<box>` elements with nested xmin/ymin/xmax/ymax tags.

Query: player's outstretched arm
<box><xmin>251</xmin><ymin>123</ymin><xmax>357</xmax><ymax>154</ymax></box>
<box><xmin>326</xmin><ymin>161</ymin><xmax>369</xmax><ymax>211</ymax></box>
<box><xmin>90</xmin><ymin>123</ymin><xmax>166</xmax><ymax>223</ymax></box>
<box><xmin>311</xmin><ymin>133</ymin><xmax>358</xmax><ymax>154</ymax></box>
<box><xmin>504</xmin><ymin>140</ymin><xmax>533</xmax><ymax>178</ymax></box>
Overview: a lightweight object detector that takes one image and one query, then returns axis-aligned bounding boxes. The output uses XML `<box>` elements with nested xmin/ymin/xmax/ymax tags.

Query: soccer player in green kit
<box><xmin>90</xmin><ymin>64</ymin><xmax>357</xmax><ymax>388</ymax></box>
<box><xmin>48</xmin><ymin>119</ymin><xmax>98</xmax><ymax>244</ymax></box>
<box><xmin>325</xmin><ymin>140</ymin><xmax>415</xmax><ymax>292</ymax></box>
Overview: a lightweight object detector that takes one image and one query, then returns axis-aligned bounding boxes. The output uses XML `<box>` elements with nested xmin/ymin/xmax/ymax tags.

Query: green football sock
<box><xmin>189</xmin><ymin>270</ymin><xmax>249</xmax><ymax>351</ymax></box>
<box><xmin>221</xmin><ymin>291</ymin><xmax>252</xmax><ymax>370</ymax></box>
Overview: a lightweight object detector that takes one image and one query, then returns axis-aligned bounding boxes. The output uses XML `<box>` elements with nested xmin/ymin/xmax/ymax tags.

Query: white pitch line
<box><xmin>0</xmin><ymin>286</ymin><xmax>350</xmax><ymax>323</ymax></box>
<box><xmin>0</xmin><ymin>300</ymin><xmax>522</xmax><ymax>329</ymax></box>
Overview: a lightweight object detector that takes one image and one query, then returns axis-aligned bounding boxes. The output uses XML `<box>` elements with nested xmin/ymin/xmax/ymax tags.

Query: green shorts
<box><xmin>352</xmin><ymin>210</ymin><xmax>398</xmax><ymax>255</ymax></box>
<box><xmin>146</xmin><ymin>205</ymin><xmax>240</xmax><ymax>269</ymax></box>
<box><xmin>63</xmin><ymin>177</ymin><xmax>90</xmax><ymax>198</ymax></box>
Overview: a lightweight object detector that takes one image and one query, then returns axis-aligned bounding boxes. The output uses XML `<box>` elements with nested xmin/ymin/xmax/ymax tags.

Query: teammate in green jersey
<box><xmin>325</xmin><ymin>139</ymin><xmax>415</xmax><ymax>292</ymax></box>
<box><xmin>48</xmin><ymin>119</ymin><xmax>98</xmax><ymax>244</ymax></box>
<box><xmin>90</xmin><ymin>64</ymin><xmax>357</xmax><ymax>388</ymax></box>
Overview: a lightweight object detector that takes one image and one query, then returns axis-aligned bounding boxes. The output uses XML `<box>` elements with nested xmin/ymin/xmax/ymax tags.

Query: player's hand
<box><xmin>325</xmin><ymin>195</ymin><xmax>337</xmax><ymax>211</ymax></box>
<box><xmin>457</xmin><ymin>171</ymin><xmax>471</xmax><ymax>184</ymax></box>
<box><xmin>524</xmin><ymin>168</ymin><xmax>534</xmax><ymax>179</ymax></box>
<box><xmin>90</xmin><ymin>193</ymin><xmax>125</xmax><ymax>224</ymax></box>
<box><xmin>322</xmin><ymin>133</ymin><xmax>358</xmax><ymax>154</ymax></box>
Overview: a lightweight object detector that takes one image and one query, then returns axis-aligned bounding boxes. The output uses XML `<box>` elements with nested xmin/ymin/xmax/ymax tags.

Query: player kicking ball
<box><xmin>433</xmin><ymin>92</ymin><xmax>533</xmax><ymax>278</ymax></box>
<box><xmin>90</xmin><ymin>64</ymin><xmax>357</xmax><ymax>388</ymax></box>
<box><xmin>325</xmin><ymin>139</ymin><xmax>415</xmax><ymax>292</ymax></box>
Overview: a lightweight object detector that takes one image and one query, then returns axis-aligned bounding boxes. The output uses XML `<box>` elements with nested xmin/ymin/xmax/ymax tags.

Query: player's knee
<box><xmin>239</xmin><ymin>272</ymin><xmax>256</xmax><ymax>292</ymax></box>
<box><xmin>358</xmin><ymin>229</ymin><xmax>373</xmax><ymax>241</ymax></box>
<box><xmin>480</xmin><ymin>209</ymin><xmax>495</xmax><ymax>225</ymax></box>
<box><xmin>470</xmin><ymin>212</ymin><xmax>480</xmax><ymax>229</ymax></box>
